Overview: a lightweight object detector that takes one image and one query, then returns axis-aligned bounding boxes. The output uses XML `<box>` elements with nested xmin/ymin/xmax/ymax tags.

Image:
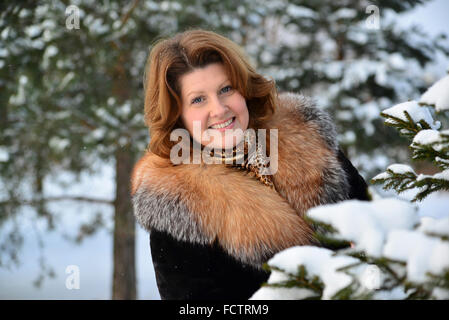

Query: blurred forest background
<box><xmin>0</xmin><ymin>0</ymin><xmax>448</xmax><ymax>299</ymax></box>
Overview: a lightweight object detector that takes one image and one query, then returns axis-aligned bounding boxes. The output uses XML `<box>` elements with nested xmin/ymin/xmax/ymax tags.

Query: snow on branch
<box><xmin>380</xmin><ymin>100</ymin><xmax>440</xmax><ymax>138</ymax></box>
<box><xmin>251</xmin><ymin>199</ymin><xmax>449</xmax><ymax>300</ymax></box>
<box><xmin>372</xmin><ymin>164</ymin><xmax>417</xmax><ymax>196</ymax></box>
<box><xmin>372</xmin><ymin>73</ymin><xmax>449</xmax><ymax>202</ymax></box>
<box><xmin>420</xmin><ymin>74</ymin><xmax>449</xmax><ymax>112</ymax></box>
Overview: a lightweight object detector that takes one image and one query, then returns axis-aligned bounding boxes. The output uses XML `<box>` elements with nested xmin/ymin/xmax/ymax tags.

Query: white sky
<box><xmin>398</xmin><ymin>0</ymin><xmax>449</xmax><ymax>37</ymax></box>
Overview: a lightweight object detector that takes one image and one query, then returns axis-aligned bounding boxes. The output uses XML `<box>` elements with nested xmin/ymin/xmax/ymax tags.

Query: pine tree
<box><xmin>251</xmin><ymin>198</ymin><xmax>449</xmax><ymax>300</ymax></box>
<box><xmin>371</xmin><ymin>72</ymin><xmax>449</xmax><ymax>201</ymax></box>
<box><xmin>251</xmin><ymin>72</ymin><xmax>449</xmax><ymax>300</ymax></box>
<box><xmin>251</xmin><ymin>0</ymin><xmax>449</xmax><ymax>176</ymax></box>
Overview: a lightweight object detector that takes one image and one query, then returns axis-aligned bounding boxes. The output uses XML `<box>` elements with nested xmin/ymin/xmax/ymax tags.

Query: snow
<box><xmin>85</xmin><ymin>16</ymin><xmax>110</xmax><ymax>35</ymax></box>
<box><xmin>388</xmin><ymin>53</ymin><xmax>407</xmax><ymax>70</ymax></box>
<box><xmin>351</xmin><ymin>153</ymin><xmax>390</xmax><ymax>175</ymax></box>
<box><xmin>25</xmin><ymin>25</ymin><xmax>41</xmax><ymax>38</ymax></box>
<box><xmin>160</xmin><ymin>1</ymin><xmax>182</xmax><ymax>11</ymax></box>
<box><xmin>432</xmin><ymin>169</ymin><xmax>449</xmax><ymax>181</ymax></box>
<box><xmin>91</xmin><ymin>128</ymin><xmax>106</xmax><ymax>140</ymax></box>
<box><xmin>398</xmin><ymin>189</ymin><xmax>449</xmax><ymax>220</ymax></box>
<box><xmin>420</xmin><ymin>74</ymin><xmax>449</xmax><ymax>111</ymax></box>
<box><xmin>417</xmin><ymin>169</ymin><xmax>449</xmax><ymax>182</ymax></box>
<box><xmin>338</xmin><ymin>131</ymin><xmax>356</xmax><ymax>144</ymax></box>
<box><xmin>418</xmin><ymin>216</ymin><xmax>449</xmax><ymax>236</ymax></box>
<box><xmin>44</xmin><ymin>45</ymin><xmax>58</xmax><ymax>57</ymax></box>
<box><xmin>371</xmin><ymin>163</ymin><xmax>419</xmax><ymax>186</ymax></box>
<box><xmin>251</xmin><ymin>193</ymin><xmax>449</xmax><ymax>299</ymax></box>
<box><xmin>432</xmin><ymin>287</ymin><xmax>449</xmax><ymax>299</ymax></box>
<box><xmin>373</xmin><ymin>286</ymin><xmax>409</xmax><ymax>300</ymax></box>
<box><xmin>341</xmin><ymin>60</ymin><xmax>386</xmax><ymax>89</ymax></box>
<box><xmin>436</xmin><ymin>157</ymin><xmax>449</xmax><ymax>165</ymax></box>
<box><xmin>307</xmin><ymin>199</ymin><xmax>418</xmax><ymax>258</ymax></box>
<box><xmin>0</xmin><ymin>48</ymin><xmax>8</xmax><ymax>58</ymax></box>
<box><xmin>381</xmin><ymin>101</ymin><xmax>440</xmax><ymax>130</ymax></box>
<box><xmin>383</xmin><ymin>230</ymin><xmax>449</xmax><ymax>283</ymax></box>
<box><xmin>286</xmin><ymin>4</ymin><xmax>317</xmax><ymax>19</ymax></box>
<box><xmin>412</xmin><ymin>129</ymin><xmax>442</xmax><ymax>145</ymax></box>
<box><xmin>331</xmin><ymin>8</ymin><xmax>357</xmax><ymax>20</ymax></box>
<box><xmin>358</xmin><ymin>101</ymin><xmax>383</xmax><ymax>124</ymax></box>
<box><xmin>247</xmin><ymin>13</ymin><xmax>262</xmax><ymax>26</ymax></box>
<box><xmin>371</xmin><ymin>172</ymin><xmax>390</xmax><ymax>180</ymax></box>
<box><xmin>250</xmin><ymin>246</ymin><xmax>358</xmax><ymax>300</ymax></box>
<box><xmin>386</xmin><ymin>164</ymin><xmax>416</xmax><ymax>175</ymax></box>
<box><xmin>0</xmin><ymin>147</ymin><xmax>9</xmax><ymax>162</ymax></box>
<box><xmin>347</xmin><ymin>30</ymin><xmax>368</xmax><ymax>44</ymax></box>
<box><xmin>57</xmin><ymin>72</ymin><xmax>75</xmax><ymax>91</ymax></box>
<box><xmin>250</xmin><ymin>286</ymin><xmax>315</xmax><ymax>300</ymax></box>
<box><xmin>49</xmin><ymin>137</ymin><xmax>70</xmax><ymax>151</ymax></box>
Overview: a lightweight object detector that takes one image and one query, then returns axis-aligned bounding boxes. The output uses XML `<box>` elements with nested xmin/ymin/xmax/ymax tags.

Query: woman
<box><xmin>131</xmin><ymin>29</ymin><xmax>369</xmax><ymax>300</ymax></box>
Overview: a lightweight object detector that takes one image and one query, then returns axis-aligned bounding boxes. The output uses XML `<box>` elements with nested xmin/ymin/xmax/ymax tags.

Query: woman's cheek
<box><xmin>237</xmin><ymin>98</ymin><xmax>249</xmax><ymax>129</ymax></box>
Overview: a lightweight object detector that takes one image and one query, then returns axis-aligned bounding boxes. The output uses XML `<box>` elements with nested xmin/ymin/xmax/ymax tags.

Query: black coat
<box><xmin>148</xmin><ymin>149</ymin><xmax>369</xmax><ymax>300</ymax></box>
<box><xmin>131</xmin><ymin>92</ymin><xmax>370</xmax><ymax>300</ymax></box>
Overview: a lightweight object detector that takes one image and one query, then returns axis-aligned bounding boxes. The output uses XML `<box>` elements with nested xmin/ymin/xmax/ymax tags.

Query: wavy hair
<box><xmin>143</xmin><ymin>29</ymin><xmax>278</xmax><ymax>158</ymax></box>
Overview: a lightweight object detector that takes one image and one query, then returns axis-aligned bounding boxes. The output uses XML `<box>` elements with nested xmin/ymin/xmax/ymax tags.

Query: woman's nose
<box><xmin>209</xmin><ymin>96</ymin><xmax>228</xmax><ymax>118</ymax></box>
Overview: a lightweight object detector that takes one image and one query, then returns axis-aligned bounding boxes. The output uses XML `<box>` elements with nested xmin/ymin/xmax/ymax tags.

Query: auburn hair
<box><xmin>143</xmin><ymin>28</ymin><xmax>278</xmax><ymax>159</ymax></box>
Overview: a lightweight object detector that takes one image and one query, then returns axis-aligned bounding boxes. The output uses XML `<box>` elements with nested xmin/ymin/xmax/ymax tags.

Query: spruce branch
<box><xmin>371</xmin><ymin>168</ymin><xmax>417</xmax><ymax>195</ymax></box>
<box><xmin>262</xmin><ymin>264</ymin><xmax>324</xmax><ymax>297</ymax></box>
<box><xmin>380</xmin><ymin>110</ymin><xmax>430</xmax><ymax>139</ymax></box>
<box><xmin>411</xmin><ymin>141</ymin><xmax>448</xmax><ymax>163</ymax></box>
<box><xmin>305</xmin><ymin>215</ymin><xmax>352</xmax><ymax>250</ymax></box>
<box><xmin>413</xmin><ymin>175</ymin><xmax>449</xmax><ymax>202</ymax></box>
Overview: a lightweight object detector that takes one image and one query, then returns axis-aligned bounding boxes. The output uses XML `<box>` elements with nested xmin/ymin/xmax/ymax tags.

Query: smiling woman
<box><xmin>131</xmin><ymin>29</ymin><xmax>370</xmax><ymax>300</ymax></box>
<box><xmin>143</xmin><ymin>29</ymin><xmax>276</xmax><ymax>160</ymax></box>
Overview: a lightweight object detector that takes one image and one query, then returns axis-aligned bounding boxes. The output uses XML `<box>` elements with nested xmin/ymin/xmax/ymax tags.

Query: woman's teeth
<box><xmin>210</xmin><ymin>117</ymin><xmax>234</xmax><ymax>129</ymax></box>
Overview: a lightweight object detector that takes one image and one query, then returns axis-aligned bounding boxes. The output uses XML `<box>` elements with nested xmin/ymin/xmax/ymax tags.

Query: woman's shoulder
<box><xmin>270</xmin><ymin>92</ymin><xmax>339</xmax><ymax>153</ymax></box>
<box><xmin>130</xmin><ymin>150</ymin><xmax>173</xmax><ymax>196</ymax></box>
<box><xmin>277</xmin><ymin>92</ymin><xmax>333</xmax><ymax>124</ymax></box>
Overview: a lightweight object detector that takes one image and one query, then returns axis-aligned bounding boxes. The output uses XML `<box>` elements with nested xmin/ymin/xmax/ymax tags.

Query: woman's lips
<box><xmin>209</xmin><ymin>117</ymin><xmax>236</xmax><ymax>131</ymax></box>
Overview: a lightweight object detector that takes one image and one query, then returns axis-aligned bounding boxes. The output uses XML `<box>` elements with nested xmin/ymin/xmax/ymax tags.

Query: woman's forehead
<box><xmin>180</xmin><ymin>63</ymin><xmax>230</xmax><ymax>95</ymax></box>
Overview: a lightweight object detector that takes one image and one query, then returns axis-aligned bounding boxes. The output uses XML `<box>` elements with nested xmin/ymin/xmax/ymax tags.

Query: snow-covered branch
<box><xmin>251</xmin><ymin>199</ymin><xmax>449</xmax><ymax>300</ymax></box>
<box><xmin>372</xmin><ymin>73</ymin><xmax>449</xmax><ymax>202</ymax></box>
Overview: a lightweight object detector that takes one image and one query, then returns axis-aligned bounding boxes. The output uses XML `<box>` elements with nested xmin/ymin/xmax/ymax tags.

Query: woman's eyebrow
<box><xmin>186</xmin><ymin>79</ymin><xmax>230</xmax><ymax>97</ymax></box>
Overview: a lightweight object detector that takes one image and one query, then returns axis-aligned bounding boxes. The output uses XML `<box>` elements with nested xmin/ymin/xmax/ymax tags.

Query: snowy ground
<box><xmin>0</xmin><ymin>161</ymin><xmax>160</xmax><ymax>300</ymax></box>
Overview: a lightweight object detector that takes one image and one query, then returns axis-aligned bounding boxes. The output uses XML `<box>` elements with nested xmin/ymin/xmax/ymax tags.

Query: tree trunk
<box><xmin>112</xmin><ymin>145</ymin><xmax>136</xmax><ymax>299</ymax></box>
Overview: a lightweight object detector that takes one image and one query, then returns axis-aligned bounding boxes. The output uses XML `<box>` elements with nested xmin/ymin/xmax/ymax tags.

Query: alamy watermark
<box><xmin>65</xmin><ymin>265</ymin><xmax>80</xmax><ymax>290</ymax></box>
<box><xmin>65</xmin><ymin>5</ymin><xmax>80</xmax><ymax>30</ymax></box>
<box><xmin>365</xmin><ymin>5</ymin><xmax>380</xmax><ymax>30</ymax></box>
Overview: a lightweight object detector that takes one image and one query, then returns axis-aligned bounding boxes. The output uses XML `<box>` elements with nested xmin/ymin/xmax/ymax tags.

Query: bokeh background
<box><xmin>0</xmin><ymin>0</ymin><xmax>448</xmax><ymax>299</ymax></box>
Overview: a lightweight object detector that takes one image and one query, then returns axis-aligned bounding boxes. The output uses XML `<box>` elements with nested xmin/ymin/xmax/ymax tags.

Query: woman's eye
<box><xmin>191</xmin><ymin>96</ymin><xmax>203</xmax><ymax>104</ymax></box>
<box><xmin>220</xmin><ymin>85</ymin><xmax>232</xmax><ymax>94</ymax></box>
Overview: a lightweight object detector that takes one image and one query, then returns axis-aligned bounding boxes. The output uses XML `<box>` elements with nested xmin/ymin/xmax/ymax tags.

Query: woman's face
<box><xmin>179</xmin><ymin>63</ymin><xmax>249</xmax><ymax>149</ymax></box>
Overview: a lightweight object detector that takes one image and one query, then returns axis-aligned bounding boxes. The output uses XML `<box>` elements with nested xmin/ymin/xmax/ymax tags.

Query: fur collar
<box><xmin>131</xmin><ymin>92</ymin><xmax>350</xmax><ymax>269</ymax></box>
